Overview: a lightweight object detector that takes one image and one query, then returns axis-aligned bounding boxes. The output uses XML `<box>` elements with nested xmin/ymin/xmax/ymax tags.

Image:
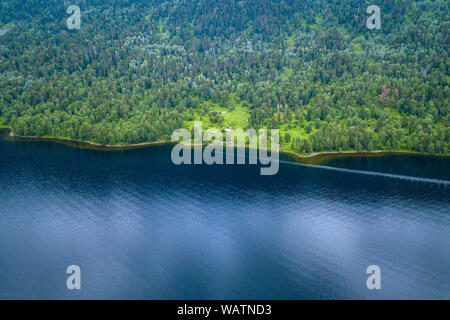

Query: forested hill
<box><xmin>0</xmin><ymin>0</ymin><xmax>448</xmax><ymax>154</ymax></box>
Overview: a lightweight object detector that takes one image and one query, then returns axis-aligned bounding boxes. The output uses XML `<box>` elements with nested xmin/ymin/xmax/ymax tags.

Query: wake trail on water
<box><xmin>277</xmin><ymin>160</ymin><xmax>450</xmax><ymax>185</ymax></box>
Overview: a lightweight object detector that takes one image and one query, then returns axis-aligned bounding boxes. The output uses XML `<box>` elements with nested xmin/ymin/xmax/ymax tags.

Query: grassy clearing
<box><xmin>182</xmin><ymin>100</ymin><xmax>315</xmax><ymax>152</ymax></box>
<box><xmin>183</xmin><ymin>98</ymin><xmax>249</xmax><ymax>131</ymax></box>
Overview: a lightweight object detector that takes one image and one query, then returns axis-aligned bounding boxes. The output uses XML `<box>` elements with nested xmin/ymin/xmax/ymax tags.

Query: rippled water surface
<box><xmin>0</xmin><ymin>138</ymin><xmax>448</xmax><ymax>299</ymax></box>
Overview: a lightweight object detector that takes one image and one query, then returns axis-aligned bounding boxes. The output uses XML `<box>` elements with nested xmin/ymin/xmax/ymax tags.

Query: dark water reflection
<box><xmin>0</xmin><ymin>139</ymin><xmax>448</xmax><ymax>299</ymax></box>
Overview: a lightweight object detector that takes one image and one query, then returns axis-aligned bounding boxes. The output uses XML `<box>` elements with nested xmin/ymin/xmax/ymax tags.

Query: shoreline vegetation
<box><xmin>0</xmin><ymin>22</ymin><xmax>14</xmax><ymax>36</ymax></box>
<box><xmin>1</xmin><ymin>127</ymin><xmax>448</xmax><ymax>165</ymax></box>
<box><xmin>1</xmin><ymin>1</ymin><xmax>448</xmax><ymax>159</ymax></box>
<box><xmin>2</xmin><ymin>1</ymin><xmax>449</xmax><ymax>158</ymax></box>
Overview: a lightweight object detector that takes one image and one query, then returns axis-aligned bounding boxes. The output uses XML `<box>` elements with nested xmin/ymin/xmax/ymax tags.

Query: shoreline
<box><xmin>1</xmin><ymin>127</ymin><xmax>448</xmax><ymax>163</ymax></box>
<box><xmin>0</xmin><ymin>23</ymin><xmax>14</xmax><ymax>37</ymax></box>
<box><xmin>1</xmin><ymin>127</ymin><xmax>174</xmax><ymax>151</ymax></box>
<box><xmin>281</xmin><ymin>149</ymin><xmax>450</xmax><ymax>164</ymax></box>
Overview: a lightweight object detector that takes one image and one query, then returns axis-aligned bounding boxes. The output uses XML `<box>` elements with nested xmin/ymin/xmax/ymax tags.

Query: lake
<box><xmin>0</xmin><ymin>135</ymin><xmax>448</xmax><ymax>299</ymax></box>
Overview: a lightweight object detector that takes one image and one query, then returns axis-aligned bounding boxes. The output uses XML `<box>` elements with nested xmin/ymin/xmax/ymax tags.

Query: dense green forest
<box><xmin>0</xmin><ymin>0</ymin><xmax>448</xmax><ymax>154</ymax></box>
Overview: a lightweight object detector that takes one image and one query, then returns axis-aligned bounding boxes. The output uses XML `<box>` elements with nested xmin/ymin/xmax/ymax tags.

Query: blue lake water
<box><xmin>0</xmin><ymin>137</ymin><xmax>448</xmax><ymax>299</ymax></box>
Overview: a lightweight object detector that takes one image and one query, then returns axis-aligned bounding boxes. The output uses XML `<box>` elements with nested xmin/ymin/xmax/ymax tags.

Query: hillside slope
<box><xmin>0</xmin><ymin>0</ymin><xmax>448</xmax><ymax>154</ymax></box>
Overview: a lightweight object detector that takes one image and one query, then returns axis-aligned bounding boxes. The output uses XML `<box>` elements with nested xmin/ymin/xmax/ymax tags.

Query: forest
<box><xmin>0</xmin><ymin>0</ymin><xmax>448</xmax><ymax>154</ymax></box>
